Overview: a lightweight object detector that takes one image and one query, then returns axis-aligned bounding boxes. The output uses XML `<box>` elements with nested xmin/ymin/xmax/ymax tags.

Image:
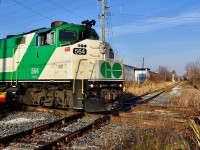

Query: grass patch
<box><xmin>129</xmin><ymin>126</ymin><xmax>194</xmax><ymax>150</ymax></box>
<box><xmin>122</xmin><ymin>81</ymin><xmax>200</xmax><ymax>149</ymax></box>
<box><xmin>124</xmin><ymin>80</ymin><xmax>174</xmax><ymax>96</ymax></box>
<box><xmin>164</xmin><ymin>89</ymin><xmax>200</xmax><ymax>113</ymax></box>
<box><xmin>181</xmin><ymin>81</ymin><xmax>200</xmax><ymax>89</ymax></box>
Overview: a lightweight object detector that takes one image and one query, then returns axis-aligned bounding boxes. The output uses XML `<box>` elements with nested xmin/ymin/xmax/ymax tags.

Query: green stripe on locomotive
<box><xmin>0</xmin><ymin>35</ymin><xmax>24</xmax><ymax>59</ymax></box>
<box><xmin>0</xmin><ymin>34</ymin><xmax>28</xmax><ymax>80</ymax></box>
<box><xmin>17</xmin><ymin>36</ymin><xmax>56</xmax><ymax>80</ymax></box>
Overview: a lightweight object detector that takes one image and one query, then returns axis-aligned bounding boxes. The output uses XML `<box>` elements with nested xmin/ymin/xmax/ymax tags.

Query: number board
<box><xmin>73</xmin><ymin>48</ymin><xmax>87</xmax><ymax>55</ymax></box>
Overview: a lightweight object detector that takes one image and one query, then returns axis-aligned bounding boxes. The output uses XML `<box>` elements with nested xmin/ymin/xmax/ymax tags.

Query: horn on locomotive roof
<box><xmin>51</xmin><ymin>21</ymin><xmax>68</xmax><ymax>27</ymax></box>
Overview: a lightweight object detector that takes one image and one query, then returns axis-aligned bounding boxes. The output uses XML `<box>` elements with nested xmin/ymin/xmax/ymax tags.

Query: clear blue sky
<box><xmin>1</xmin><ymin>0</ymin><xmax>200</xmax><ymax>75</ymax></box>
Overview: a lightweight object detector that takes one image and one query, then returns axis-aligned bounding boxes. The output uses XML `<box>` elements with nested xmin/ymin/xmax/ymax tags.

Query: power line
<box><xmin>0</xmin><ymin>1</ymin><xmax>100</xmax><ymax>38</ymax></box>
<box><xmin>109</xmin><ymin>0</ymin><xmax>141</xmax><ymax>8</ymax></box>
<box><xmin>0</xmin><ymin>1</ymin><xmax>84</xmax><ymax>28</ymax></box>
<box><xmin>47</xmin><ymin>0</ymin><xmax>83</xmax><ymax>19</ymax></box>
<box><xmin>11</xmin><ymin>0</ymin><xmax>53</xmax><ymax>21</ymax></box>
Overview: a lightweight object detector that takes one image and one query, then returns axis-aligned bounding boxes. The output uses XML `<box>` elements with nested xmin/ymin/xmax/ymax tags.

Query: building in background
<box><xmin>134</xmin><ymin>68</ymin><xmax>150</xmax><ymax>82</ymax></box>
<box><xmin>124</xmin><ymin>65</ymin><xmax>135</xmax><ymax>81</ymax></box>
<box><xmin>124</xmin><ymin>65</ymin><xmax>150</xmax><ymax>82</ymax></box>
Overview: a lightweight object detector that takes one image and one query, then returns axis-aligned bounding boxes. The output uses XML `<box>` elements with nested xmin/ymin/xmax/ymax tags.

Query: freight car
<box><xmin>0</xmin><ymin>20</ymin><xmax>124</xmax><ymax>112</ymax></box>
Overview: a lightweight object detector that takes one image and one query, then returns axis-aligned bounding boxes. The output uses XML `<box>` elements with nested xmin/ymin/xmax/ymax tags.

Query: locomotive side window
<box><xmin>36</xmin><ymin>33</ymin><xmax>46</xmax><ymax>46</ymax></box>
<box><xmin>36</xmin><ymin>31</ymin><xmax>54</xmax><ymax>47</ymax></box>
<box><xmin>46</xmin><ymin>32</ymin><xmax>55</xmax><ymax>45</ymax></box>
<box><xmin>59</xmin><ymin>30</ymin><xmax>77</xmax><ymax>41</ymax></box>
<box><xmin>15</xmin><ymin>37</ymin><xmax>26</xmax><ymax>45</ymax></box>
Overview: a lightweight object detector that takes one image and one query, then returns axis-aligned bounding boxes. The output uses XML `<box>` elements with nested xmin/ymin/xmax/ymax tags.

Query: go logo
<box><xmin>100</xmin><ymin>61</ymin><xmax>123</xmax><ymax>78</ymax></box>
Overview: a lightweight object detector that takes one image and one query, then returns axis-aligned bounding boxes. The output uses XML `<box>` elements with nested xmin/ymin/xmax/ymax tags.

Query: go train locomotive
<box><xmin>0</xmin><ymin>20</ymin><xmax>124</xmax><ymax>112</ymax></box>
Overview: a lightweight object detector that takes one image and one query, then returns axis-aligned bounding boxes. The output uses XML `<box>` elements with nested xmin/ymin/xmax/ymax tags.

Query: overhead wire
<box><xmin>1</xmin><ymin>0</ymin><xmax>117</xmax><ymax>30</ymax></box>
<box><xmin>0</xmin><ymin>1</ymin><xmax>54</xmax><ymax>25</ymax></box>
<box><xmin>104</xmin><ymin>0</ymin><xmax>120</xmax><ymax>59</ymax></box>
<box><xmin>110</xmin><ymin>13</ymin><xmax>200</xmax><ymax>28</ymax></box>
<box><xmin>47</xmin><ymin>0</ymin><xmax>84</xmax><ymax>19</ymax></box>
<box><xmin>0</xmin><ymin>1</ymin><xmax>59</xmax><ymax>30</ymax></box>
<box><xmin>2</xmin><ymin>0</ymin><xmax>198</xmax><ymax>39</ymax></box>
<box><xmin>11</xmin><ymin>0</ymin><xmax>54</xmax><ymax>21</ymax></box>
<box><xmin>0</xmin><ymin>0</ymin><xmax>27</xmax><ymax>11</ymax></box>
<box><xmin>1</xmin><ymin>1</ymin><xmax>71</xmax><ymax>24</ymax></box>
<box><xmin>0</xmin><ymin>0</ymin><xmax>95</xmax><ymax>33</ymax></box>
<box><xmin>48</xmin><ymin>0</ymin><xmax>97</xmax><ymax>22</ymax></box>
<box><xmin>108</xmin><ymin>0</ymin><xmax>200</xmax><ymax>28</ymax></box>
<box><xmin>109</xmin><ymin>0</ymin><xmax>142</xmax><ymax>8</ymax></box>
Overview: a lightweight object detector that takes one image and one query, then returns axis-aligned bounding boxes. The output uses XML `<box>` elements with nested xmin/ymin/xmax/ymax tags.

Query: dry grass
<box><xmin>164</xmin><ymin>89</ymin><xmax>200</xmax><ymax>113</ymax></box>
<box><xmin>124</xmin><ymin>80</ymin><xmax>174</xmax><ymax>96</ymax></box>
<box><xmin>90</xmin><ymin>122</ymin><xmax>195</xmax><ymax>150</ymax></box>
<box><xmin>122</xmin><ymin>81</ymin><xmax>200</xmax><ymax>150</ymax></box>
<box><xmin>129</xmin><ymin>126</ymin><xmax>194</xmax><ymax>150</ymax></box>
<box><xmin>122</xmin><ymin>109</ymin><xmax>199</xmax><ymax>149</ymax></box>
<box><xmin>123</xmin><ymin>114</ymin><xmax>196</xmax><ymax>149</ymax></box>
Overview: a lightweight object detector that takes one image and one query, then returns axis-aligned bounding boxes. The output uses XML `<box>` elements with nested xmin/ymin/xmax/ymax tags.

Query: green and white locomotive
<box><xmin>0</xmin><ymin>20</ymin><xmax>124</xmax><ymax>112</ymax></box>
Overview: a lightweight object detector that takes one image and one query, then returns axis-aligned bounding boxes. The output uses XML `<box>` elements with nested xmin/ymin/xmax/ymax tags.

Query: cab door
<box><xmin>32</xmin><ymin>29</ymin><xmax>56</xmax><ymax>80</ymax></box>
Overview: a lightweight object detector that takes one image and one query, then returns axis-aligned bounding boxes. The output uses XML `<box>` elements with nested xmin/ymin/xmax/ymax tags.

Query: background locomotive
<box><xmin>0</xmin><ymin>20</ymin><xmax>124</xmax><ymax>112</ymax></box>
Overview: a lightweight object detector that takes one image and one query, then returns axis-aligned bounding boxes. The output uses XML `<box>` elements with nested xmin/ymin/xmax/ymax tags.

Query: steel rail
<box><xmin>0</xmin><ymin>112</ymin><xmax>84</xmax><ymax>147</ymax></box>
<box><xmin>35</xmin><ymin>115</ymin><xmax>109</xmax><ymax>150</ymax></box>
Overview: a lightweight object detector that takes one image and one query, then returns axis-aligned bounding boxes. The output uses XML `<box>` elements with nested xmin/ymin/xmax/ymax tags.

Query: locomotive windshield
<box><xmin>80</xmin><ymin>28</ymin><xmax>99</xmax><ymax>40</ymax></box>
<box><xmin>58</xmin><ymin>20</ymin><xmax>99</xmax><ymax>44</ymax></box>
<box><xmin>59</xmin><ymin>30</ymin><xmax>77</xmax><ymax>41</ymax></box>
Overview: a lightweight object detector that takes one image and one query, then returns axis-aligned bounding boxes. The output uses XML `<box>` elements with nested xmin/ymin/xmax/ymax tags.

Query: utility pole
<box><xmin>142</xmin><ymin>57</ymin><xmax>144</xmax><ymax>68</ymax></box>
<box><xmin>98</xmin><ymin>0</ymin><xmax>106</xmax><ymax>56</ymax></box>
<box><xmin>101</xmin><ymin>0</ymin><xmax>105</xmax><ymax>44</ymax></box>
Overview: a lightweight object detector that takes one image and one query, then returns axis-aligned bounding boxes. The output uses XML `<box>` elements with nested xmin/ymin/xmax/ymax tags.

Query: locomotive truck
<box><xmin>0</xmin><ymin>20</ymin><xmax>124</xmax><ymax>112</ymax></box>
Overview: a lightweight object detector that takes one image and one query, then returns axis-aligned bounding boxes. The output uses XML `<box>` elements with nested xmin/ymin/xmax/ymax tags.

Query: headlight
<box><xmin>119</xmin><ymin>84</ymin><xmax>123</xmax><ymax>88</ymax></box>
<box><xmin>89</xmin><ymin>83</ymin><xmax>94</xmax><ymax>88</ymax></box>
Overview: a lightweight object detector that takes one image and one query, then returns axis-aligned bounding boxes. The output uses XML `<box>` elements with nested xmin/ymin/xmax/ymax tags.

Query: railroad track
<box><xmin>0</xmin><ymin>89</ymin><xmax>172</xmax><ymax>149</ymax></box>
<box><xmin>1</xmin><ymin>109</ymin><xmax>108</xmax><ymax>150</ymax></box>
<box><xmin>1</xmin><ymin>84</ymin><xmax>199</xmax><ymax>149</ymax></box>
<box><xmin>117</xmin><ymin>89</ymin><xmax>165</xmax><ymax>113</ymax></box>
<box><xmin>111</xmin><ymin>84</ymin><xmax>197</xmax><ymax>134</ymax></box>
<box><xmin>111</xmin><ymin>105</ymin><xmax>194</xmax><ymax>131</ymax></box>
<box><xmin>0</xmin><ymin>112</ymin><xmax>80</xmax><ymax>149</ymax></box>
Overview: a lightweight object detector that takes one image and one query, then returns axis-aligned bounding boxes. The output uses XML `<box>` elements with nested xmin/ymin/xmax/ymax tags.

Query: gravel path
<box><xmin>148</xmin><ymin>84</ymin><xmax>185</xmax><ymax>106</ymax></box>
<box><xmin>62</xmin><ymin>123</ymin><xmax>134</xmax><ymax>150</ymax></box>
<box><xmin>0</xmin><ymin>111</ymin><xmax>63</xmax><ymax>137</ymax></box>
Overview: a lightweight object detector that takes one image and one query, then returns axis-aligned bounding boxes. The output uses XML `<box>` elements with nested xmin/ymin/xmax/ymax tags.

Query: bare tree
<box><xmin>185</xmin><ymin>60</ymin><xmax>200</xmax><ymax>84</ymax></box>
<box><xmin>157</xmin><ymin>66</ymin><xmax>172</xmax><ymax>81</ymax></box>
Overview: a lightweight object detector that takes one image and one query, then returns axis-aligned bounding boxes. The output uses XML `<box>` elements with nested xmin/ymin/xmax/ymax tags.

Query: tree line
<box><xmin>184</xmin><ymin>59</ymin><xmax>200</xmax><ymax>85</ymax></box>
<box><xmin>154</xmin><ymin>59</ymin><xmax>200</xmax><ymax>85</ymax></box>
<box><xmin>149</xmin><ymin>66</ymin><xmax>177</xmax><ymax>82</ymax></box>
